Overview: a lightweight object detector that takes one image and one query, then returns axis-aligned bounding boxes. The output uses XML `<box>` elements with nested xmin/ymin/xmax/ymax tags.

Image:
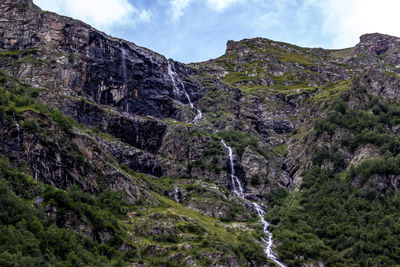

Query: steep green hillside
<box><xmin>266</xmin><ymin>85</ymin><xmax>400</xmax><ymax>266</ymax></box>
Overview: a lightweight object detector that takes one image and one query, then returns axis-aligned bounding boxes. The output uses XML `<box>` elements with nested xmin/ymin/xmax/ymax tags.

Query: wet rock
<box><xmin>65</xmin><ymin>100</ymin><xmax>168</xmax><ymax>154</ymax></box>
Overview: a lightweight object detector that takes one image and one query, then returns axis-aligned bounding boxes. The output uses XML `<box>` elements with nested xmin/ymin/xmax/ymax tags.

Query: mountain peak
<box><xmin>356</xmin><ymin>32</ymin><xmax>400</xmax><ymax>55</ymax></box>
<box><xmin>359</xmin><ymin>32</ymin><xmax>400</xmax><ymax>43</ymax></box>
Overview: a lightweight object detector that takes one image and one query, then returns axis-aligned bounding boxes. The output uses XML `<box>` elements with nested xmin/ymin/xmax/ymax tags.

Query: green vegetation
<box><xmin>239</xmin><ymin>39</ymin><xmax>314</xmax><ymax>66</ymax></box>
<box><xmin>213</xmin><ymin>38</ymin><xmax>337</xmax><ymax>97</ymax></box>
<box><xmin>0</xmin><ymin>48</ymin><xmax>46</xmax><ymax>68</ymax></box>
<box><xmin>309</xmin><ymin>80</ymin><xmax>351</xmax><ymax>102</ymax></box>
<box><xmin>0</xmin><ymin>48</ymin><xmax>40</xmax><ymax>58</ymax></box>
<box><xmin>129</xmin><ymin>191</ymin><xmax>267</xmax><ymax>266</ymax></box>
<box><xmin>219</xmin><ymin>130</ymin><xmax>258</xmax><ymax>157</ymax></box>
<box><xmin>0</xmin><ymin>73</ymin><xmax>75</xmax><ymax>133</ymax></box>
<box><xmin>273</xmin><ymin>143</ymin><xmax>288</xmax><ymax>157</ymax></box>
<box><xmin>266</xmin><ymin>90</ymin><xmax>400</xmax><ymax>266</ymax></box>
<box><xmin>330</xmin><ymin>47</ymin><xmax>356</xmax><ymax>58</ymax></box>
<box><xmin>0</xmin><ymin>75</ymin><xmax>270</xmax><ymax>266</ymax></box>
<box><xmin>0</xmin><ymin>157</ymin><xmax>129</xmax><ymax>266</ymax></box>
<box><xmin>223</xmin><ymin>72</ymin><xmax>255</xmax><ymax>85</ymax></box>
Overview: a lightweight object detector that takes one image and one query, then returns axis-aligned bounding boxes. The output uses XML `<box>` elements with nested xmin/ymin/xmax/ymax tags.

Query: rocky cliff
<box><xmin>1</xmin><ymin>0</ymin><xmax>400</xmax><ymax>266</ymax></box>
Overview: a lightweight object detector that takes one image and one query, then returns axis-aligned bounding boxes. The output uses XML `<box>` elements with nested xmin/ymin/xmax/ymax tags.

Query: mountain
<box><xmin>1</xmin><ymin>0</ymin><xmax>400</xmax><ymax>266</ymax></box>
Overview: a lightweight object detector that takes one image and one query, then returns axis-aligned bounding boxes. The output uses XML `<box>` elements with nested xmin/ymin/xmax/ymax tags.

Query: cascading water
<box><xmin>13</xmin><ymin>113</ymin><xmax>20</xmax><ymax>153</ymax></box>
<box><xmin>173</xmin><ymin>186</ymin><xmax>181</xmax><ymax>203</ymax></box>
<box><xmin>167</xmin><ymin>61</ymin><xmax>202</xmax><ymax>124</ymax></box>
<box><xmin>180</xmin><ymin>81</ymin><xmax>194</xmax><ymax>108</ymax></box>
<box><xmin>134</xmin><ymin>118</ymin><xmax>139</xmax><ymax>144</ymax></box>
<box><xmin>221</xmin><ymin>140</ymin><xmax>287</xmax><ymax>266</ymax></box>
<box><xmin>253</xmin><ymin>203</ymin><xmax>287</xmax><ymax>267</ymax></box>
<box><xmin>121</xmin><ymin>48</ymin><xmax>127</xmax><ymax>85</ymax></box>
<box><xmin>151</xmin><ymin>163</ymin><xmax>157</xmax><ymax>175</ymax></box>
<box><xmin>192</xmin><ymin>109</ymin><xmax>203</xmax><ymax>124</ymax></box>
<box><xmin>221</xmin><ymin>140</ymin><xmax>244</xmax><ymax>198</ymax></box>
<box><xmin>167</xmin><ymin>61</ymin><xmax>180</xmax><ymax>97</ymax></box>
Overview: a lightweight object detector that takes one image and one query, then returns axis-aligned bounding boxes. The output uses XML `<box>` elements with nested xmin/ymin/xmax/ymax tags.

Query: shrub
<box><xmin>51</xmin><ymin>110</ymin><xmax>74</xmax><ymax>132</ymax></box>
<box><xmin>21</xmin><ymin>119</ymin><xmax>39</xmax><ymax>132</ymax></box>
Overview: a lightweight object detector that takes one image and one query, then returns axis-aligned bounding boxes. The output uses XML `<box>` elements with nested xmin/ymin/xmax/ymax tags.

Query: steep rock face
<box><xmin>357</xmin><ymin>69</ymin><xmax>400</xmax><ymax>100</ymax></box>
<box><xmin>356</xmin><ymin>33</ymin><xmax>400</xmax><ymax>60</ymax></box>
<box><xmin>64</xmin><ymin>100</ymin><xmax>168</xmax><ymax>153</ymax></box>
<box><xmin>0</xmin><ymin>111</ymin><xmax>147</xmax><ymax>201</ymax></box>
<box><xmin>0</xmin><ymin>0</ymin><xmax>201</xmax><ymax>120</ymax></box>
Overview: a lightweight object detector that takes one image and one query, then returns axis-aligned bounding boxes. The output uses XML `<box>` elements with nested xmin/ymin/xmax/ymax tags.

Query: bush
<box><xmin>219</xmin><ymin>130</ymin><xmax>258</xmax><ymax>156</ymax></box>
<box><xmin>250</xmin><ymin>176</ymin><xmax>260</xmax><ymax>186</ymax></box>
<box><xmin>51</xmin><ymin>110</ymin><xmax>74</xmax><ymax>132</ymax></box>
<box><xmin>21</xmin><ymin>119</ymin><xmax>39</xmax><ymax>132</ymax></box>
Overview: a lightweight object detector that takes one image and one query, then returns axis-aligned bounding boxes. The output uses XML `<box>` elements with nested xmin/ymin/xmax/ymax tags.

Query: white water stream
<box><xmin>253</xmin><ymin>203</ymin><xmax>287</xmax><ymax>267</ymax></box>
<box><xmin>173</xmin><ymin>186</ymin><xmax>181</xmax><ymax>203</ymax></box>
<box><xmin>221</xmin><ymin>140</ymin><xmax>287</xmax><ymax>267</ymax></box>
<box><xmin>192</xmin><ymin>110</ymin><xmax>203</xmax><ymax>124</ymax></box>
<box><xmin>121</xmin><ymin>48</ymin><xmax>127</xmax><ymax>85</ymax></box>
<box><xmin>221</xmin><ymin>140</ymin><xmax>244</xmax><ymax>198</ymax></box>
<box><xmin>13</xmin><ymin>113</ymin><xmax>20</xmax><ymax>153</ymax></box>
<box><xmin>167</xmin><ymin>61</ymin><xmax>202</xmax><ymax>124</ymax></box>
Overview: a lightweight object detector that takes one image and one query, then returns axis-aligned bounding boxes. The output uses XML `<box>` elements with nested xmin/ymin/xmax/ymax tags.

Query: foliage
<box><xmin>0</xmin><ymin>157</ymin><xmax>128</xmax><ymax>266</ymax></box>
<box><xmin>219</xmin><ymin>130</ymin><xmax>258</xmax><ymax>157</ymax></box>
<box><xmin>20</xmin><ymin>119</ymin><xmax>39</xmax><ymax>132</ymax></box>
<box><xmin>50</xmin><ymin>109</ymin><xmax>75</xmax><ymax>132</ymax></box>
<box><xmin>273</xmin><ymin>143</ymin><xmax>288</xmax><ymax>157</ymax></box>
<box><xmin>269</xmin><ymin>91</ymin><xmax>400</xmax><ymax>266</ymax></box>
<box><xmin>0</xmin><ymin>75</ymin><xmax>75</xmax><ymax>134</ymax></box>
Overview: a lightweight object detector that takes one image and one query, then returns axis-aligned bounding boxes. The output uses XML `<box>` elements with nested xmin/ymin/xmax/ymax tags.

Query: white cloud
<box><xmin>33</xmin><ymin>0</ymin><xmax>151</xmax><ymax>30</ymax></box>
<box><xmin>319</xmin><ymin>0</ymin><xmax>400</xmax><ymax>48</ymax></box>
<box><xmin>170</xmin><ymin>0</ymin><xmax>195</xmax><ymax>20</ymax></box>
<box><xmin>205</xmin><ymin>0</ymin><xmax>244</xmax><ymax>11</ymax></box>
<box><xmin>169</xmin><ymin>0</ymin><xmax>243</xmax><ymax>20</ymax></box>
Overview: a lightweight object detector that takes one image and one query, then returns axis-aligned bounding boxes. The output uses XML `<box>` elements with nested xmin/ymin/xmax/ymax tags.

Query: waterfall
<box><xmin>121</xmin><ymin>48</ymin><xmax>127</xmax><ymax>86</ymax></box>
<box><xmin>134</xmin><ymin>118</ymin><xmax>139</xmax><ymax>144</ymax></box>
<box><xmin>151</xmin><ymin>163</ymin><xmax>157</xmax><ymax>175</ymax></box>
<box><xmin>192</xmin><ymin>109</ymin><xmax>203</xmax><ymax>124</ymax></box>
<box><xmin>144</xmin><ymin>154</ymin><xmax>150</xmax><ymax>168</ymax></box>
<box><xmin>167</xmin><ymin>61</ymin><xmax>202</xmax><ymax>124</ymax></box>
<box><xmin>173</xmin><ymin>186</ymin><xmax>181</xmax><ymax>203</ymax></box>
<box><xmin>221</xmin><ymin>139</ymin><xmax>287</xmax><ymax>266</ymax></box>
<box><xmin>253</xmin><ymin>203</ymin><xmax>287</xmax><ymax>267</ymax></box>
<box><xmin>180</xmin><ymin>81</ymin><xmax>203</xmax><ymax>124</ymax></box>
<box><xmin>221</xmin><ymin>140</ymin><xmax>244</xmax><ymax>198</ymax></box>
<box><xmin>167</xmin><ymin>61</ymin><xmax>180</xmax><ymax>97</ymax></box>
<box><xmin>180</xmin><ymin>81</ymin><xmax>194</xmax><ymax>108</ymax></box>
<box><xmin>13</xmin><ymin>113</ymin><xmax>20</xmax><ymax>153</ymax></box>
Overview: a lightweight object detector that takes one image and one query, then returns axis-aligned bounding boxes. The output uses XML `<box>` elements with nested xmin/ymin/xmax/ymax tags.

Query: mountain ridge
<box><xmin>1</xmin><ymin>0</ymin><xmax>400</xmax><ymax>266</ymax></box>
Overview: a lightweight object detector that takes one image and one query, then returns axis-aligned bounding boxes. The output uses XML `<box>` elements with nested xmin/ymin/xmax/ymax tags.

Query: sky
<box><xmin>33</xmin><ymin>0</ymin><xmax>400</xmax><ymax>63</ymax></box>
